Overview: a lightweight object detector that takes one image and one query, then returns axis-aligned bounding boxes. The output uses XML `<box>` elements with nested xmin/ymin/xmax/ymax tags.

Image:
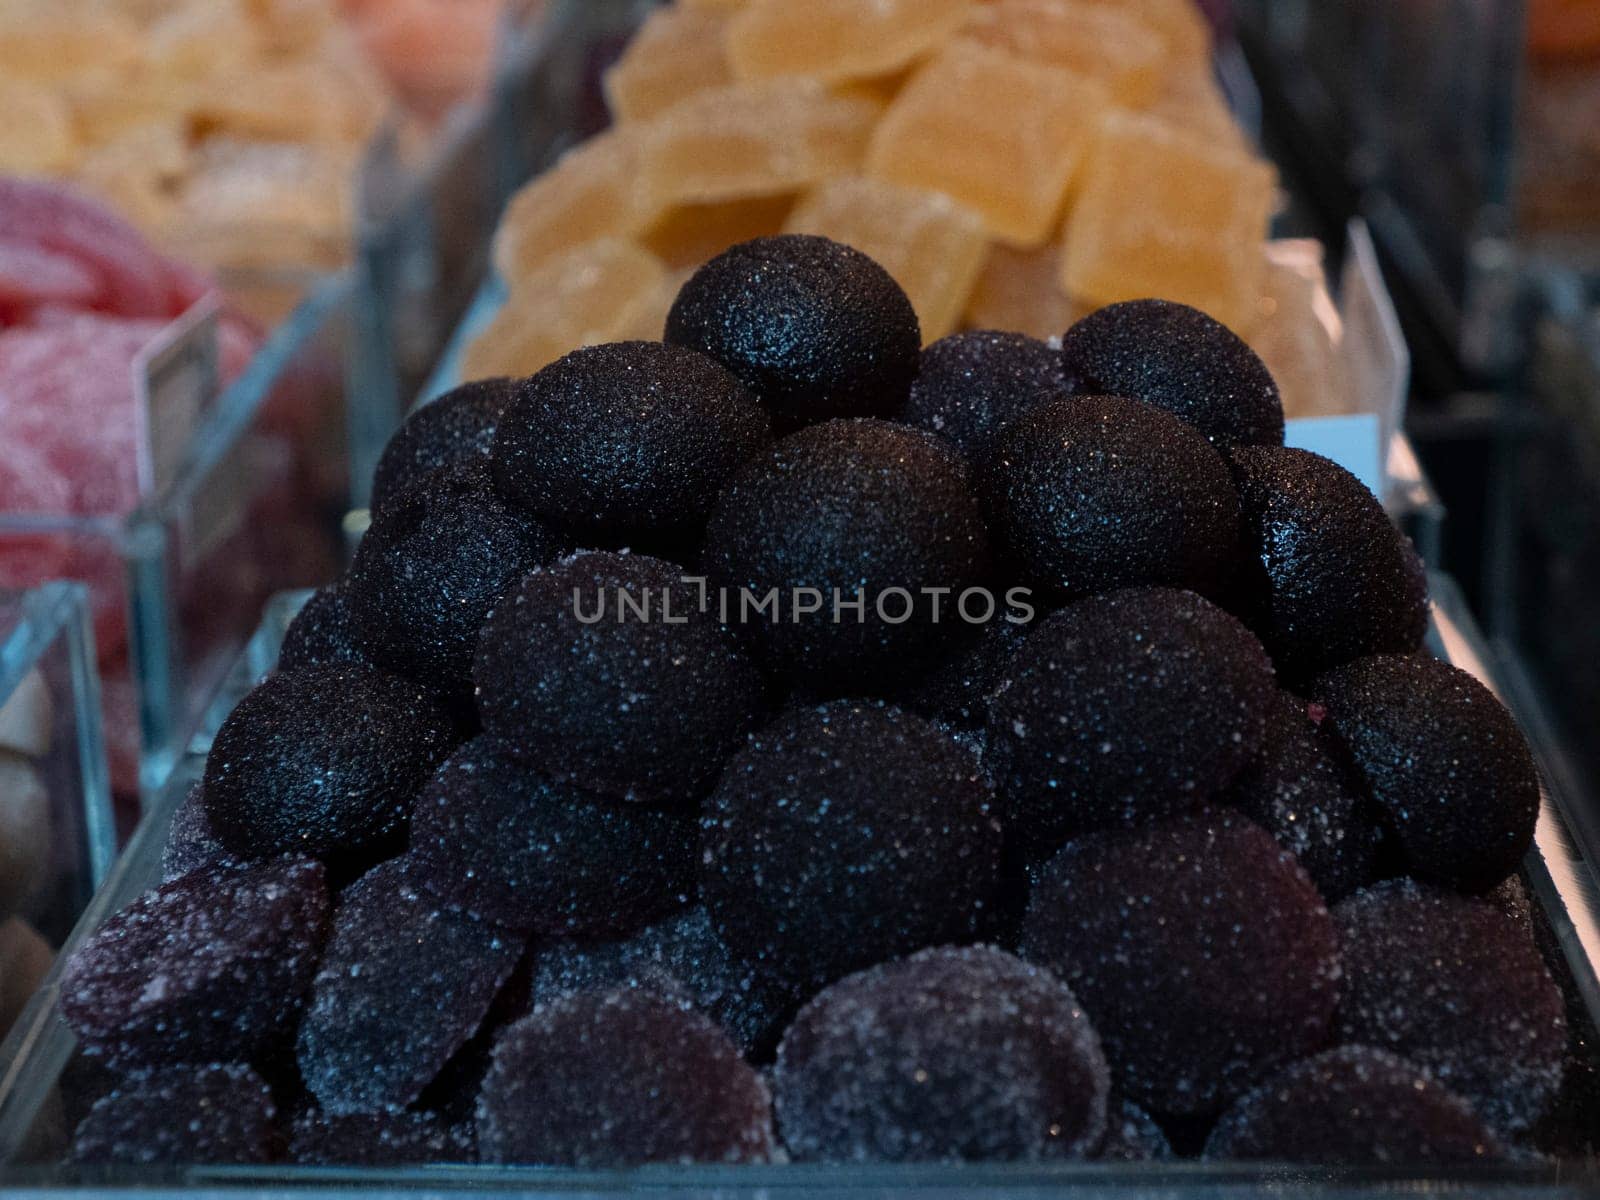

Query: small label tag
<box><xmin>134</xmin><ymin>295</ymin><xmax>221</xmax><ymax>499</ymax></box>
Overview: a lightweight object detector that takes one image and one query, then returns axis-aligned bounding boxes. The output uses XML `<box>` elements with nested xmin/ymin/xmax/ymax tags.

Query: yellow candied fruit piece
<box><xmin>680</xmin><ymin>0</ymin><xmax>748</xmax><ymax>8</ymax></box>
<box><xmin>726</xmin><ymin>0</ymin><xmax>974</xmax><ymax>86</ymax></box>
<box><xmin>617</xmin><ymin>267</ymin><xmax>696</xmax><ymax>343</ymax></box>
<box><xmin>1248</xmin><ymin>241</ymin><xmax>1356</xmax><ymax>419</ymax></box>
<box><xmin>1061</xmin><ymin>111</ymin><xmax>1277</xmax><ymax>333</ymax></box>
<box><xmin>0</xmin><ymin>10</ymin><xmax>142</xmax><ymax>88</ymax></box>
<box><xmin>865</xmin><ymin>40</ymin><xmax>1109</xmax><ymax>248</ymax></box>
<box><xmin>963</xmin><ymin>242</ymin><xmax>1086</xmax><ymax>340</ymax></box>
<box><xmin>465</xmin><ymin>240</ymin><xmax>668</xmax><ymax>379</ymax></box>
<box><xmin>0</xmin><ymin>77</ymin><xmax>79</xmax><ymax>175</ymax></box>
<box><xmin>1080</xmin><ymin>0</ymin><xmax>1210</xmax><ymax>66</ymax></box>
<box><xmin>785</xmin><ymin>176</ymin><xmax>988</xmax><ymax>342</ymax></box>
<box><xmin>964</xmin><ymin>0</ymin><xmax>1168</xmax><ymax>108</ymax></box>
<box><xmin>638</xmin><ymin>79</ymin><xmax>882</xmax><ymax>209</ymax></box>
<box><xmin>604</xmin><ymin>6</ymin><xmax>733</xmax><ymax>123</ymax></box>
<box><xmin>1145</xmin><ymin>63</ymin><xmax>1253</xmax><ymax>156</ymax></box>
<box><xmin>640</xmin><ymin>194</ymin><xmax>795</xmax><ymax>271</ymax></box>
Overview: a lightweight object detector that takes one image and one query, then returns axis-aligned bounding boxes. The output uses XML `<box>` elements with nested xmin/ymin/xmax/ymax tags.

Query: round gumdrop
<box><xmin>701</xmin><ymin>701</ymin><xmax>1002</xmax><ymax>994</ymax></box>
<box><xmin>774</xmin><ymin>945</ymin><xmax>1109</xmax><ymax>1163</ymax></box>
<box><xmin>60</xmin><ymin>856</ymin><xmax>330</xmax><ymax>1065</ymax></box>
<box><xmin>1205</xmin><ymin>1046</ymin><xmax>1505</xmax><ymax>1165</ymax></box>
<box><xmin>477</xmin><ymin>988</ymin><xmax>774</xmax><ymax>1166</ymax></box>
<box><xmin>665</xmin><ymin>234</ymin><xmax>921</xmax><ymax>430</ymax></box>
<box><xmin>278</xmin><ymin>581</ymin><xmax>370</xmax><ymax>673</ymax></box>
<box><xmin>1059</xmin><ymin>300</ymin><xmax>1285</xmax><ymax>449</ymax></box>
<box><xmin>473</xmin><ymin>551</ymin><xmax>766</xmax><ymax>804</ymax></box>
<box><xmin>891</xmin><ymin>618</ymin><xmax>1030</xmax><ymax>730</ymax></box>
<box><xmin>347</xmin><ymin>460</ymin><xmax>564</xmax><ymax>696</ymax></box>
<box><xmin>1332</xmin><ymin>879</ymin><xmax>1566</xmax><ymax>1133</ymax></box>
<box><xmin>1095</xmin><ymin>1100</ymin><xmax>1173</xmax><ymax>1162</ymax></box>
<box><xmin>489</xmin><ymin>341</ymin><xmax>771</xmax><ymax>544</ymax></box>
<box><xmin>71</xmin><ymin>1063</ymin><xmax>279</xmax><ymax>1165</ymax></box>
<box><xmin>202</xmin><ymin>664</ymin><xmax>458</xmax><ymax>865</ymax></box>
<box><xmin>1021</xmin><ymin>809</ymin><xmax>1341</xmax><ymax>1117</ymax></box>
<box><xmin>1219</xmin><ymin>689</ymin><xmax>1383</xmax><ymax>902</ymax></box>
<box><xmin>986</xmin><ymin>588</ymin><xmax>1274</xmax><ymax>857</ymax></box>
<box><xmin>1229</xmin><ymin>446</ymin><xmax>1428</xmax><ymax>680</ymax></box>
<box><xmin>408</xmin><ymin>735</ymin><xmax>695</xmax><ymax>937</ymax></box>
<box><xmin>289</xmin><ymin>1110</ymin><xmax>475</xmax><ymax>1165</ymax></box>
<box><xmin>978</xmin><ymin>395</ymin><xmax>1241</xmax><ymax>603</ymax></box>
<box><xmin>370</xmin><ymin>377</ymin><xmax>517</xmax><ymax>513</ymax></box>
<box><xmin>903</xmin><ymin>330</ymin><xmax>1069</xmax><ymax>459</ymax></box>
<box><xmin>701</xmin><ymin>418</ymin><xmax>991</xmax><ymax>690</ymax></box>
<box><xmin>1311</xmin><ymin>654</ymin><xmax>1539</xmax><ymax>892</ymax></box>
<box><xmin>160</xmin><ymin>783</ymin><xmax>241</xmax><ymax>882</ymax></box>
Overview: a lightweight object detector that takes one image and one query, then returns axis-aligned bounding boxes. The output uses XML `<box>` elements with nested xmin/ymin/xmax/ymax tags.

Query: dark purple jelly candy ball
<box><xmin>1022</xmin><ymin>809</ymin><xmax>1341</xmax><ymax>1117</ymax></box>
<box><xmin>490</xmin><ymin>341</ymin><xmax>770</xmax><ymax>544</ymax></box>
<box><xmin>774</xmin><ymin>945</ymin><xmax>1109</xmax><ymax>1163</ymax></box>
<box><xmin>1332</xmin><ymin>880</ymin><xmax>1566</xmax><ymax>1133</ymax></box>
<box><xmin>903</xmin><ymin>330</ymin><xmax>1068</xmax><ymax>459</ymax></box>
<box><xmin>295</xmin><ymin>859</ymin><xmax>523</xmax><ymax>1115</ymax></box>
<box><xmin>1229</xmin><ymin>446</ymin><xmax>1427</xmax><ymax>680</ymax></box>
<box><xmin>160</xmin><ymin>783</ymin><xmax>241</xmax><ymax>882</ymax></box>
<box><xmin>1311</xmin><ymin>654</ymin><xmax>1540</xmax><ymax>893</ymax></box>
<box><xmin>1205</xmin><ymin>1046</ymin><xmax>1505</xmax><ymax>1165</ymax></box>
<box><xmin>408</xmin><ymin>735</ymin><xmax>695</xmax><ymax>937</ymax></box>
<box><xmin>1219</xmin><ymin>690</ymin><xmax>1383</xmax><ymax>903</ymax></box>
<box><xmin>702</xmin><ymin>418</ymin><xmax>991</xmax><ymax>691</ymax></box>
<box><xmin>347</xmin><ymin>460</ymin><xmax>563</xmax><ymax>696</ymax></box>
<box><xmin>1059</xmin><ymin>300</ymin><xmax>1284</xmax><ymax>449</ymax></box>
<box><xmin>60</xmin><ymin>856</ymin><xmax>329</xmax><ymax>1066</ymax></box>
<box><xmin>288</xmin><ymin>1111</ymin><xmax>475</xmax><ymax>1166</ymax></box>
<box><xmin>202</xmin><ymin>663</ymin><xmax>458</xmax><ymax>865</ymax></box>
<box><xmin>370</xmin><ymin>377</ymin><xmax>516</xmax><ymax>514</ymax></box>
<box><xmin>665</xmin><ymin>234</ymin><xmax>920</xmax><ymax>431</ymax></box>
<box><xmin>71</xmin><ymin>1063</ymin><xmax>278</xmax><ymax>1165</ymax></box>
<box><xmin>477</xmin><ymin>988</ymin><xmax>774</xmax><ymax>1166</ymax></box>
<box><xmin>702</xmin><ymin>701</ymin><xmax>1002</xmax><ymax>995</ymax></box>
<box><xmin>473</xmin><ymin>551</ymin><xmax>765</xmax><ymax>804</ymax></box>
<box><xmin>979</xmin><ymin>395</ymin><xmax>1240</xmax><ymax>603</ymax></box>
<box><xmin>1095</xmin><ymin>1100</ymin><xmax>1173</xmax><ymax>1162</ymax></box>
<box><xmin>986</xmin><ymin>588</ymin><xmax>1274</xmax><ymax>857</ymax></box>
<box><xmin>278</xmin><ymin>581</ymin><xmax>370</xmax><ymax>673</ymax></box>
<box><xmin>891</xmin><ymin>618</ymin><xmax>1030</xmax><ymax>730</ymax></box>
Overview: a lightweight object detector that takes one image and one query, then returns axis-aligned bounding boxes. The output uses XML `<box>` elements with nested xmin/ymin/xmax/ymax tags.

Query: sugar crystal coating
<box><xmin>702</xmin><ymin>701</ymin><xmax>1002</xmax><ymax>994</ymax></box>
<box><xmin>1229</xmin><ymin>446</ymin><xmax>1428</xmax><ymax>680</ymax></box>
<box><xmin>774</xmin><ymin>945</ymin><xmax>1109</xmax><ymax>1163</ymax></box>
<box><xmin>903</xmin><ymin>330</ymin><xmax>1069</xmax><ymax>459</ymax></box>
<box><xmin>370</xmin><ymin>377</ymin><xmax>517</xmax><ymax>514</ymax></box>
<box><xmin>70</xmin><ymin>1063</ymin><xmax>278</xmax><ymax>1165</ymax></box>
<box><xmin>295</xmin><ymin>859</ymin><xmax>523</xmax><ymax>1115</ymax></box>
<box><xmin>473</xmin><ymin>551</ymin><xmax>766</xmax><ymax>804</ymax></box>
<box><xmin>1059</xmin><ymin>301</ymin><xmax>1284</xmax><ymax>449</ymax></box>
<box><xmin>1095</xmin><ymin>1099</ymin><xmax>1173</xmax><ymax>1162</ymax></box>
<box><xmin>408</xmin><ymin>735</ymin><xmax>695</xmax><ymax>937</ymax></box>
<box><xmin>891</xmin><ymin>618</ymin><xmax>1029</xmax><ymax>730</ymax></box>
<box><xmin>987</xmin><ymin>588</ymin><xmax>1274</xmax><ymax>856</ymax></box>
<box><xmin>665</xmin><ymin>234</ymin><xmax>920</xmax><ymax>430</ymax></box>
<box><xmin>60</xmin><ymin>857</ymin><xmax>329</xmax><ymax>1066</ymax></box>
<box><xmin>1332</xmin><ymin>880</ymin><xmax>1566</xmax><ymax>1133</ymax></box>
<box><xmin>1022</xmin><ymin>809</ymin><xmax>1341</xmax><ymax>1116</ymax></box>
<box><xmin>979</xmin><ymin>395</ymin><xmax>1241</xmax><ymax>602</ymax></box>
<box><xmin>288</xmin><ymin>1111</ymin><xmax>475</xmax><ymax>1166</ymax></box>
<box><xmin>203</xmin><ymin>664</ymin><xmax>458</xmax><ymax>865</ymax></box>
<box><xmin>159</xmin><ymin>783</ymin><xmax>241</xmax><ymax>882</ymax></box>
<box><xmin>477</xmin><ymin>988</ymin><xmax>774</xmax><ymax>1165</ymax></box>
<box><xmin>1205</xmin><ymin>1045</ymin><xmax>1505</xmax><ymax>1164</ymax></box>
<box><xmin>278</xmin><ymin>582</ymin><xmax>371</xmax><ymax>674</ymax></box>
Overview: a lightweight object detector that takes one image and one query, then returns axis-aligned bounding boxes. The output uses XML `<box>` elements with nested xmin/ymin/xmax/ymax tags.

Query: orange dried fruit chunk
<box><xmin>0</xmin><ymin>77</ymin><xmax>78</xmax><ymax>174</ymax></box>
<box><xmin>1061</xmin><ymin>110</ymin><xmax>1276</xmax><ymax>332</ymax></box>
<box><xmin>964</xmin><ymin>243</ymin><xmax>1086</xmax><ymax>340</ymax></box>
<box><xmin>865</xmin><ymin>40</ymin><xmax>1109</xmax><ymax>248</ymax></box>
<box><xmin>785</xmin><ymin>176</ymin><xmax>988</xmax><ymax>342</ymax></box>
<box><xmin>640</xmin><ymin>194</ymin><xmax>794</xmax><ymax>271</ymax></box>
<box><xmin>1146</xmin><ymin>64</ymin><xmax>1253</xmax><ymax>156</ymax></box>
<box><xmin>1248</xmin><ymin>242</ymin><xmax>1355</xmax><ymax>419</ymax></box>
<box><xmin>725</xmin><ymin>0</ymin><xmax>974</xmax><ymax>86</ymax></box>
<box><xmin>1081</xmin><ymin>0</ymin><xmax>1210</xmax><ymax>67</ymax></box>
<box><xmin>617</xmin><ymin>267</ymin><xmax>696</xmax><ymax>344</ymax></box>
<box><xmin>964</xmin><ymin>0</ymin><xmax>1168</xmax><ymax>108</ymax></box>
<box><xmin>604</xmin><ymin>6</ymin><xmax>733</xmax><ymax>123</ymax></box>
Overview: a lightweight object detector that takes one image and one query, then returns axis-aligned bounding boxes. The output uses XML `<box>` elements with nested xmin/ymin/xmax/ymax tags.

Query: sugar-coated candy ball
<box><xmin>1022</xmin><ymin>809</ymin><xmax>1340</xmax><ymax>1116</ymax></box>
<box><xmin>347</xmin><ymin>460</ymin><xmax>564</xmax><ymax>696</ymax></box>
<box><xmin>203</xmin><ymin>664</ymin><xmax>458</xmax><ymax>865</ymax></box>
<box><xmin>1312</xmin><ymin>654</ymin><xmax>1539</xmax><ymax>892</ymax></box>
<box><xmin>665</xmin><ymin>234</ymin><xmax>921</xmax><ymax>431</ymax></box>
<box><xmin>71</xmin><ymin>1063</ymin><xmax>278</xmax><ymax>1165</ymax></box>
<box><xmin>60</xmin><ymin>857</ymin><xmax>329</xmax><ymax>1066</ymax></box>
<box><xmin>278</xmin><ymin>582</ymin><xmax>370</xmax><ymax>673</ymax></box>
<box><xmin>1059</xmin><ymin>300</ymin><xmax>1285</xmax><ymax>449</ymax></box>
<box><xmin>702</xmin><ymin>419</ymin><xmax>991</xmax><ymax>690</ymax></box>
<box><xmin>477</xmin><ymin>989</ymin><xmax>774</xmax><ymax>1166</ymax></box>
<box><xmin>891</xmin><ymin>618</ymin><xmax>1030</xmax><ymax>730</ymax></box>
<box><xmin>288</xmin><ymin>1112</ymin><xmax>475</xmax><ymax>1166</ymax></box>
<box><xmin>296</xmin><ymin>859</ymin><xmax>523</xmax><ymax>1116</ymax></box>
<box><xmin>159</xmin><ymin>783</ymin><xmax>241</xmax><ymax>882</ymax></box>
<box><xmin>987</xmin><ymin>588</ymin><xmax>1274</xmax><ymax>857</ymax></box>
<box><xmin>979</xmin><ymin>396</ymin><xmax>1240</xmax><ymax>603</ymax></box>
<box><xmin>370</xmin><ymin>377</ymin><xmax>516</xmax><ymax>513</ymax></box>
<box><xmin>408</xmin><ymin>736</ymin><xmax>695</xmax><ymax>937</ymax></box>
<box><xmin>474</xmin><ymin>551</ymin><xmax>765</xmax><ymax>803</ymax></box>
<box><xmin>1095</xmin><ymin>1100</ymin><xmax>1173</xmax><ymax>1162</ymax></box>
<box><xmin>702</xmin><ymin>701</ymin><xmax>1002</xmax><ymax>994</ymax></box>
<box><xmin>1205</xmin><ymin>1046</ymin><xmax>1505</xmax><ymax>1165</ymax></box>
<box><xmin>1220</xmin><ymin>690</ymin><xmax>1383</xmax><ymax>902</ymax></box>
<box><xmin>1229</xmin><ymin>446</ymin><xmax>1427</xmax><ymax>680</ymax></box>
<box><xmin>490</xmin><ymin>341</ymin><xmax>770</xmax><ymax>544</ymax></box>
<box><xmin>774</xmin><ymin>945</ymin><xmax>1109</xmax><ymax>1163</ymax></box>
<box><xmin>903</xmin><ymin>330</ymin><xmax>1068</xmax><ymax>459</ymax></box>
<box><xmin>1332</xmin><ymin>880</ymin><xmax>1566</xmax><ymax>1133</ymax></box>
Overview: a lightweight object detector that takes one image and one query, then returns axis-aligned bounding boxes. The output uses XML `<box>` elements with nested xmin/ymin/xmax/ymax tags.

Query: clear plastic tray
<box><xmin>0</xmin><ymin>576</ymin><xmax>1595</xmax><ymax>1191</ymax></box>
